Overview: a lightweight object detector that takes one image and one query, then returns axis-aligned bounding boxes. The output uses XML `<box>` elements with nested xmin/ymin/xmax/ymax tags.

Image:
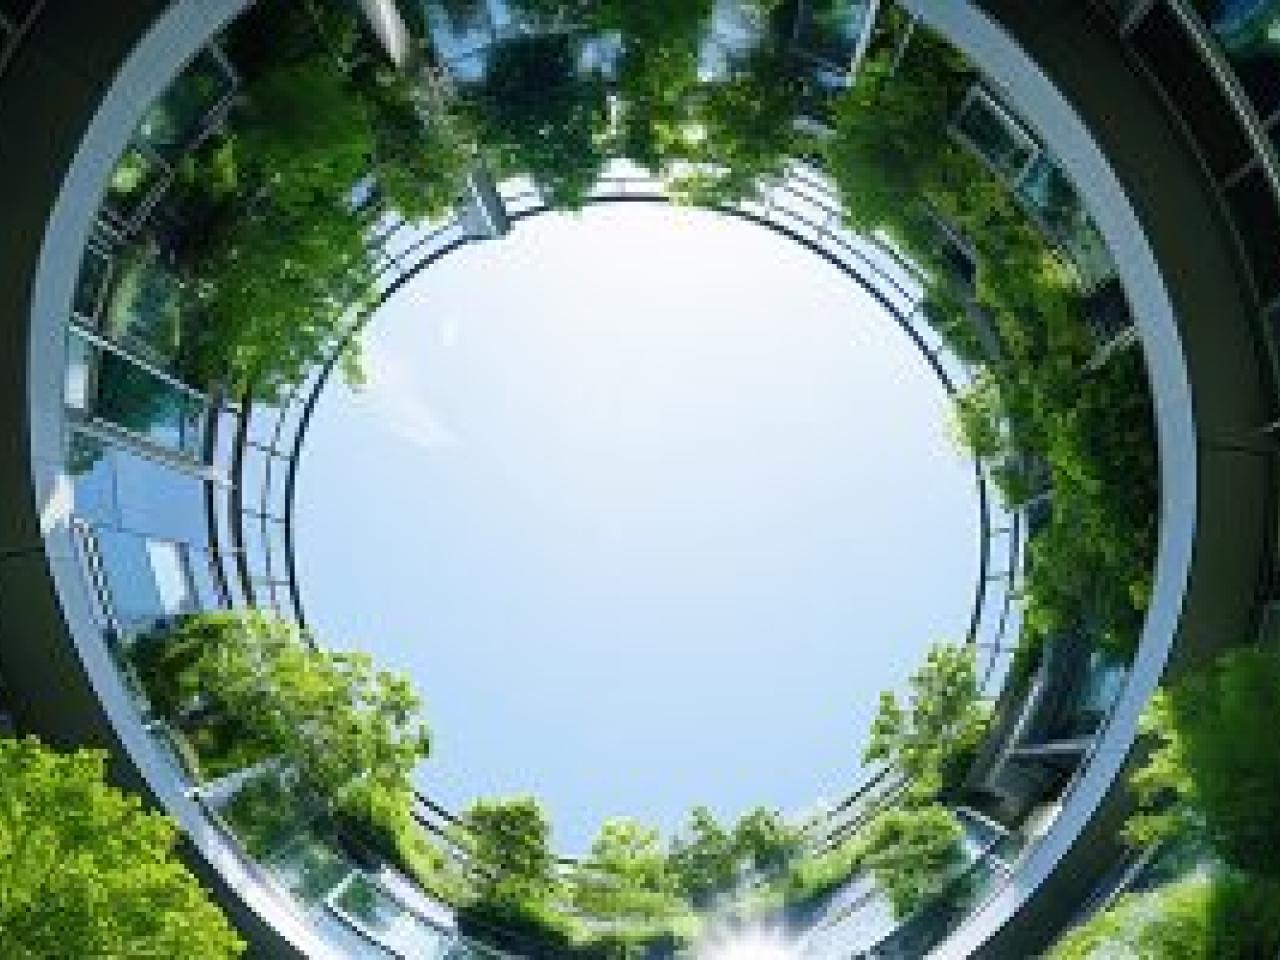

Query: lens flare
<box><xmin>701</xmin><ymin>926</ymin><xmax>800</xmax><ymax>960</ymax></box>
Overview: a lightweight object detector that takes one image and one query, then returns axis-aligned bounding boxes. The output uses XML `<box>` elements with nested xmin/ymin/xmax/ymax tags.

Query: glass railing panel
<box><xmin>331</xmin><ymin>872</ymin><xmax>456</xmax><ymax>959</ymax></box>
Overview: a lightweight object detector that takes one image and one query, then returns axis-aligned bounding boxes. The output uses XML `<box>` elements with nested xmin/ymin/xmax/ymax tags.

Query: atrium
<box><xmin>1</xmin><ymin>1</ymin><xmax>1278</xmax><ymax>958</ymax></box>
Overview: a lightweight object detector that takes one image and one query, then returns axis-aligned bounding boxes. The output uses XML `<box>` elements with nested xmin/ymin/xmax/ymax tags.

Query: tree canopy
<box><xmin>1126</xmin><ymin>647</ymin><xmax>1280</xmax><ymax>879</ymax></box>
<box><xmin>863</xmin><ymin>642</ymin><xmax>988</xmax><ymax>798</ymax></box>
<box><xmin>0</xmin><ymin>736</ymin><xmax>244</xmax><ymax>959</ymax></box>
<box><xmin>130</xmin><ymin>611</ymin><xmax>430</xmax><ymax>836</ymax></box>
<box><xmin>1049</xmin><ymin>873</ymin><xmax>1280</xmax><ymax>960</ymax></box>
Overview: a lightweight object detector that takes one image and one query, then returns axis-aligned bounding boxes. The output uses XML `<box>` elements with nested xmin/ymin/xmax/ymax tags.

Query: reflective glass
<box><xmin>73</xmin><ymin>242</ymin><xmax>113</xmax><ymax>320</ymax></box>
<box><xmin>334</xmin><ymin>875</ymin><xmax>454</xmax><ymax>960</ymax></box>
<box><xmin>67</xmin><ymin>433</ymin><xmax>119</xmax><ymax>527</ymax></box>
<box><xmin>135</xmin><ymin>48</ymin><xmax>235</xmax><ymax>159</ymax></box>
<box><xmin>186</xmin><ymin>546</ymin><xmax>225</xmax><ymax>611</ymax></box>
<box><xmin>102</xmin><ymin>247</ymin><xmax>186</xmax><ymax>363</ymax></box>
<box><xmin>64</xmin><ymin>330</ymin><xmax>93</xmax><ymax>412</ymax></box>
<box><xmin>1204</xmin><ymin>1</ymin><xmax>1280</xmax><ymax>123</ymax></box>
<box><xmin>94</xmin><ymin>349</ymin><xmax>205</xmax><ymax>457</ymax></box>
<box><xmin>1016</xmin><ymin>156</ymin><xmax>1115</xmax><ymax>290</ymax></box>
<box><xmin>109</xmin><ymin>446</ymin><xmax>209</xmax><ymax>545</ymax></box>
<box><xmin>94</xmin><ymin>528</ymin><xmax>180</xmax><ymax>631</ymax></box>
<box><xmin>104</xmin><ymin>144</ymin><xmax>167</xmax><ymax>224</ymax></box>
<box><xmin>954</xmin><ymin>91</ymin><xmax>1036</xmax><ymax>181</ymax></box>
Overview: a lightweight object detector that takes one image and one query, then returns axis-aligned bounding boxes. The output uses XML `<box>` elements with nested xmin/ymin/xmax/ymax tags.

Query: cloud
<box><xmin>360</xmin><ymin>335</ymin><xmax>457</xmax><ymax>451</ymax></box>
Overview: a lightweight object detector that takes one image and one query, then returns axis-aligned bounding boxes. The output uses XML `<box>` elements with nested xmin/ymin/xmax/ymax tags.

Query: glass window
<box><xmin>73</xmin><ymin>241</ymin><xmax>114</xmax><ymax>321</ymax></box>
<box><xmin>109</xmin><ymin>446</ymin><xmax>210</xmax><ymax>545</ymax></box>
<box><xmin>1205</xmin><ymin>0</ymin><xmax>1280</xmax><ymax>123</ymax></box>
<box><xmin>334</xmin><ymin>875</ymin><xmax>454</xmax><ymax>960</ymax></box>
<box><xmin>953</xmin><ymin>88</ymin><xmax>1037</xmax><ymax>181</ymax></box>
<box><xmin>103</xmin><ymin>143</ymin><xmax>168</xmax><ymax>226</ymax></box>
<box><xmin>65</xmin><ymin>330</ymin><xmax>94</xmax><ymax>412</ymax></box>
<box><xmin>66</xmin><ymin>433</ymin><xmax>120</xmax><ymax>527</ymax></box>
<box><xmin>135</xmin><ymin>48</ymin><xmax>236</xmax><ymax>160</ymax></box>
<box><xmin>93</xmin><ymin>349</ymin><xmax>206</xmax><ymax>457</ymax></box>
<box><xmin>185</xmin><ymin>547</ymin><xmax>225</xmax><ymax>611</ymax></box>
<box><xmin>101</xmin><ymin>246</ymin><xmax>187</xmax><ymax>364</ymax></box>
<box><xmin>1016</xmin><ymin>155</ymin><xmax>1116</xmax><ymax>289</ymax></box>
<box><xmin>94</xmin><ymin>529</ymin><xmax>194</xmax><ymax>632</ymax></box>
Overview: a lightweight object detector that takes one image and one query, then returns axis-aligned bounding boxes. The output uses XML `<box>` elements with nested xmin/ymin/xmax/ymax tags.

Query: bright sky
<box><xmin>296</xmin><ymin>203</ymin><xmax>979</xmax><ymax>855</ymax></box>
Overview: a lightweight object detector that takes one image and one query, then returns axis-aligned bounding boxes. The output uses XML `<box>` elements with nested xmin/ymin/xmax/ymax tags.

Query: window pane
<box><xmin>135</xmin><ymin>48</ymin><xmax>235</xmax><ymax>159</ymax></box>
<box><xmin>67</xmin><ymin>433</ymin><xmax>119</xmax><ymax>527</ymax></box>
<box><xmin>73</xmin><ymin>242</ymin><xmax>113</xmax><ymax>320</ymax></box>
<box><xmin>955</xmin><ymin>91</ymin><xmax>1035</xmax><ymax>180</ymax></box>
<box><xmin>110</xmin><ymin>447</ymin><xmax>209</xmax><ymax>545</ymax></box>
<box><xmin>93</xmin><ymin>349</ymin><xmax>206</xmax><ymax>456</ymax></box>
<box><xmin>1016</xmin><ymin>156</ymin><xmax>1116</xmax><ymax>289</ymax></box>
<box><xmin>104</xmin><ymin>144</ymin><xmax>167</xmax><ymax>224</ymax></box>
<box><xmin>102</xmin><ymin>247</ymin><xmax>186</xmax><ymax>364</ymax></box>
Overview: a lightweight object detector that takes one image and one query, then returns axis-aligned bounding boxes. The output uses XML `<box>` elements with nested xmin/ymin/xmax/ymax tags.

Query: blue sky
<box><xmin>296</xmin><ymin>204</ymin><xmax>979</xmax><ymax>855</ymax></box>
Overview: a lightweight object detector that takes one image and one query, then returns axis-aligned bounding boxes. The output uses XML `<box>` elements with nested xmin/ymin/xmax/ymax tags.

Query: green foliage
<box><xmin>672</xmin><ymin>45</ymin><xmax>809</xmax><ymax>204</ymax></box>
<box><xmin>0</xmin><ymin>736</ymin><xmax>244</xmax><ymax>958</ymax></box>
<box><xmin>860</xmin><ymin>804</ymin><xmax>964</xmax><ymax>919</ymax></box>
<box><xmin>1127</xmin><ymin>647</ymin><xmax>1280</xmax><ymax>878</ymax></box>
<box><xmin>573</xmin><ymin>818</ymin><xmax>683</xmax><ymax>921</ymax></box>
<box><xmin>863</xmin><ymin>642</ymin><xmax>988</xmax><ymax>798</ymax></box>
<box><xmin>181</xmin><ymin>55</ymin><xmax>379</xmax><ymax>399</ymax></box>
<box><xmin>359</xmin><ymin>68</ymin><xmax>471</xmax><ymax>223</ymax></box>
<box><xmin>732</xmin><ymin>806</ymin><xmax>804</xmax><ymax>876</ymax></box>
<box><xmin>666</xmin><ymin>806</ymin><xmax>741</xmax><ymax>907</ymax></box>
<box><xmin>462</xmin><ymin>795</ymin><xmax>558</xmax><ymax>908</ymax></box>
<box><xmin>825</xmin><ymin>32</ymin><xmax>1158</xmax><ymax>665</ymax></box>
<box><xmin>464</xmin><ymin>34</ymin><xmax>609</xmax><ymax>209</ymax></box>
<box><xmin>130</xmin><ymin>611</ymin><xmax>430</xmax><ymax>827</ymax></box>
<box><xmin>1049</xmin><ymin>872</ymin><xmax>1280</xmax><ymax>960</ymax></box>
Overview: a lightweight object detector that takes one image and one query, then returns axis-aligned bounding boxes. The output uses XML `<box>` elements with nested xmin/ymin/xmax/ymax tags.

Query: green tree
<box><xmin>666</xmin><ymin>806</ymin><xmax>739</xmax><ymax>907</ymax></box>
<box><xmin>1126</xmin><ymin>647</ymin><xmax>1280</xmax><ymax>878</ymax></box>
<box><xmin>462</xmin><ymin>795</ymin><xmax>558</xmax><ymax>908</ymax></box>
<box><xmin>673</xmin><ymin>45</ymin><xmax>809</xmax><ymax>204</ymax></box>
<box><xmin>860</xmin><ymin>804</ymin><xmax>964</xmax><ymax>919</ymax></box>
<box><xmin>863</xmin><ymin>642</ymin><xmax>988</xmax><ymax>797</ymax></box>
<box><xmin>359</xmin><ymin>67</ymin><xmax>472</xmax><ymax>223</ymax></box>
<box><xmin>732</xmin><ymin>806</ymin><xmax>803</xmax><ymax>876</ymax></box>
<box><xmin>573</xmin><ymin>818</ymin><xmax>681</xmax><ymax>921</ymax></box>
<box><xmin>465</xmin><ymin>34</ymin><xmax>609</xmax><ymax>209</ymax></box>
<box><xmin>183</xmin><ymin>55</ymin><xmax>379</xmax><ymax>399</ymax></box>
<box><xmin>1049</xmin><ymin>873</ymin><xmax>1280</xmax><ymax>960</ymax></box>
<box><xmin>0</xmin><ymin>736</ymin><xmax>244</xmax><ymax>958</ymax></box>
<box><xmin>130</xmin><ymin>612</ymin><xmax>430</xmax><ymax>827</ymax></box>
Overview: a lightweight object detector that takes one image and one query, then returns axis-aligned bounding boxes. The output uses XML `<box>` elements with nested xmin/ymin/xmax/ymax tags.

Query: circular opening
<box><xmin>297</xmin><ymin>202</ymin><xmax>980</xmax><ymax>851</ymax></box>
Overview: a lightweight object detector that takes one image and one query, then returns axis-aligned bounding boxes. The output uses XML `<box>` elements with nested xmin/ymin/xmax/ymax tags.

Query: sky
<box><xmin>295</xmin><ymin>203</ymin><xmax>979</xmax><ymax>855</ymax></box>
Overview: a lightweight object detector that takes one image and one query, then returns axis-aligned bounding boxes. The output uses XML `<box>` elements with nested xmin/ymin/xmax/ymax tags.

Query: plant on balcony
<box><xmin>462</xmin><ymin>34</ymin><xmax>610</xmax><ymax>209</ymax></box>
<box><xmin>0</xmin><ymin>736</ymin><xmax>244</xmax><ymax>958</ymax></box>
<box><xmin>1048</xmin><ymin>872</ymin><xmax>1280</xmax><ymax>960</ymax></box>
<box><xmin>824</xmin><ymin>29</ymin><xmax>1158</xmax><ymax>671</ymax></box>
<box><xmin>1126</xmin><ymin>646</ymin><xmax>1280</xmax><ymax>879</ymax></box>
<box><xmin>860</xmin><ymin>803</ymin><xmax>965</xmax><ymax>919</ymax></box>
<box><xmin>864</xmin><ymin>642</ymin><xmax>989</xmax><ymax>800</ymax></box>
<box><xmin>128</xmin><ymin>612</ymin><xmax>434</xmax><ymax>881</ymax></box>
<box><xmin>572</xmin><ymin>818</ymin><xmax>683</xmax><ymax>921</ymax></box>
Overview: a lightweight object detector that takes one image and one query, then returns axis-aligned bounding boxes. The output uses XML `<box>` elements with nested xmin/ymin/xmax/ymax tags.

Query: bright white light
<box><xmin>702</xmin><ymin>927</ymin><xmax>800</xmax><ymax>960</ymax></box>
